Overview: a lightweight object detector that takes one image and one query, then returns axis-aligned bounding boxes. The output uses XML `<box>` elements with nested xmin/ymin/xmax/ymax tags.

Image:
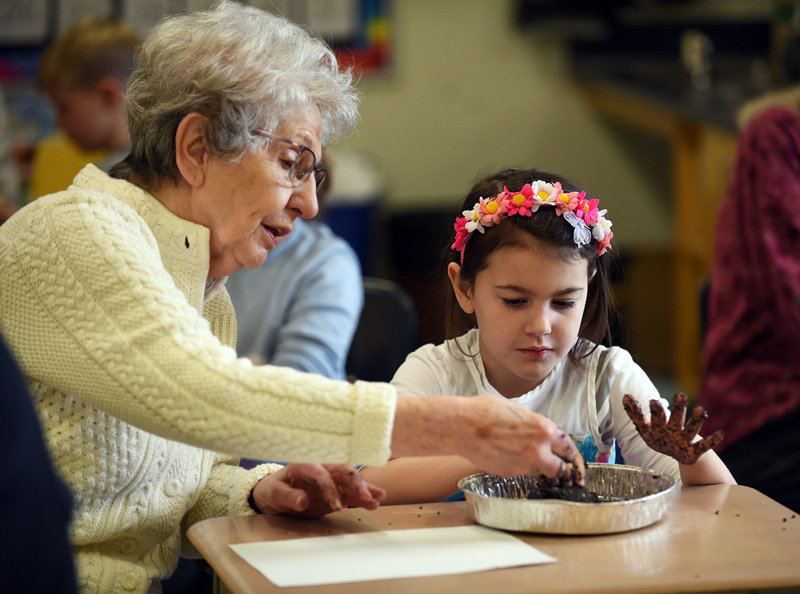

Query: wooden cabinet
<box><xmin>582</xmin><ymin>83</ymin><xmax>738</xmax><ymax>395</ymax></box>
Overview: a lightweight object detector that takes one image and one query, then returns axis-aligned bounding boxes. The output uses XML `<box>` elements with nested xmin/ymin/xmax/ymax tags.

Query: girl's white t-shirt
<box><xmin>391</xmin><ymin>329</ymin><xmax>680</xmax><ymax>480</ymax></box>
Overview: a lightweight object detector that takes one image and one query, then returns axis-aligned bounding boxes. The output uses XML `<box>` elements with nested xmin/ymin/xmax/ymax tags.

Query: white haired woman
<box><xmin>0</xmin><ymin>3</ymin><xmax>582</xmax><ymax>592</ymax></box>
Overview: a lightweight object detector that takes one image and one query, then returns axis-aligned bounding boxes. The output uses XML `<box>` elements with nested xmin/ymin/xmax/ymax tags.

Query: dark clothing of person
<box><xmin>0</xmin><ymin>334</ymin><xmax>78</xmax><ymax>593</ymax></box>
<box><xmin>718</xmin><ymin>406</ymin><xmax>800</xmax><ymax>512</ymax></box>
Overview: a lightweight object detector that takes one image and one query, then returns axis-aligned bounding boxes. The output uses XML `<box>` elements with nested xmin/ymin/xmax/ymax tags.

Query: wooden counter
<box><xmin>189</xmin><ymin>485</ymin><xmax>800</xmax><ymax>594</ymax></box>
<box><xmin>581</xmin><ymin>82</ymin><xmax>738</xmax><ymax>394</ymax></box>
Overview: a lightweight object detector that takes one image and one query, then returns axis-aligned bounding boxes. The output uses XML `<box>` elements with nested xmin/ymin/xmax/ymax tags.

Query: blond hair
<box><xmin>37</xmin><ymin>15</ymin><xmax>139</xmax><ymax>91</ymax></box>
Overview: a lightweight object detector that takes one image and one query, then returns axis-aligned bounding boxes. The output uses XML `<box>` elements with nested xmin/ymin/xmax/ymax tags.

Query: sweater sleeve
<box><xmin>0</xmin><ymin>191</ymin><xmax>396</xmax><ymax>466</ymax></box>
<box><xmin>179</xmin><ymin>459</ymin><xmax>283</xmax><ymax>558</ymax></box>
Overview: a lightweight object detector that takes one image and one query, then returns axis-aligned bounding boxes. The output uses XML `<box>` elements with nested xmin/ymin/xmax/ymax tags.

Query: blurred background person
<box><xmin>0</xmin><ymin>84</ymin><xmax>21</xmax><ymax>223</ymax></box>
<box><xmin>28</xmin><ymin>15</ymin><xmax>138</xmax><ymax>201</ymax></box>
<box><xmin>698</xmin><ymin>104</ymin><xmax>800</xmax><ymax>513</ymax></box>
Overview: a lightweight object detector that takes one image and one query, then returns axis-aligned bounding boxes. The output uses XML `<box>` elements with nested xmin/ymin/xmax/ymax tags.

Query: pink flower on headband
<box><xmin>596</xmin><ymin>230</ymin><xmax>614</xmax><ymax>255</ymax></box>
<box><xmin>505</xmin><ymin>184</ymin><xmax>535</xmax><ymax>216</ymax></box>
<box><xmin>478</xmin><ymin>195</ymin><xmax>508</xmax><ymax>225</ymax></box>
<box><xmin>577</xmin><ymin>196</ymin><xmax>600</xmax><ymax>225</ymax></box>
<box><xmin>555</xmin><ymin>190</ymin><xmax>582</xmax><ymax>216</ymax></box>
<box><xmin>452</xmin><ymin>217</ymin><xmax>470</xmax><ymax>252</ymax></box>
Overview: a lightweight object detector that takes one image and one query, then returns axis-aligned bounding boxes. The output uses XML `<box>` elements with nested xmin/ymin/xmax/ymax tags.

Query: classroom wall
<box><xmin>331</xmin><ymin>0</ymin><xmax>673</xmax><ymax>251</ymax></box>
<box><xmin>326</xmin><ymin>0</ymin><xmax>678</xmax><ymax>376</ymax></box>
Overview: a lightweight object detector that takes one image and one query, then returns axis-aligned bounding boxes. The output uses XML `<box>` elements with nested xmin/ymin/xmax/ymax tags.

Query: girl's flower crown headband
<box><xmin>451</xmin><ymin>180</ymin><xmax>614</xmax><ymax>263</ymax></box>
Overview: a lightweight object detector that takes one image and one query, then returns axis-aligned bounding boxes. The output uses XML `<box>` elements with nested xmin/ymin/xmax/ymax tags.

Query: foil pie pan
<box><xmin>458</xmin><ymin>463</ymin><xmax>678</xmax><ymax>535</ymax></box>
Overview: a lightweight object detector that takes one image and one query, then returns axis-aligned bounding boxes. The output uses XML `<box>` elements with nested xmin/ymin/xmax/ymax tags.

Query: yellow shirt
<box><xmin>27</xmin><ymin>133</ymin><xmax>108</xmax><ymax>201</ymax></box>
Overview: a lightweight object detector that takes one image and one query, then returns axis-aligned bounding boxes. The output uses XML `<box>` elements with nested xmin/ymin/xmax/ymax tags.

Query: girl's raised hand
<box><xmin>622</xmin><ymin>393</ymin><xmax>724</xmax><ymax>465</ymax></box>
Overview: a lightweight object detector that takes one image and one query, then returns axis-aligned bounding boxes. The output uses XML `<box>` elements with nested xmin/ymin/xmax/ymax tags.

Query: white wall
<box><xmin>330</xmin><ymin>0</ymin><xmax>673</xmax><ymax>249</ymax></box>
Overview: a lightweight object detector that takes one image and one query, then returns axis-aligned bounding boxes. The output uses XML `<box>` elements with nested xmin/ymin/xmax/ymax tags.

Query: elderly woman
<box><xmin>0</xmin><ymin>3</ymin><xmax>581</xmax><ymax>593</ymax></box>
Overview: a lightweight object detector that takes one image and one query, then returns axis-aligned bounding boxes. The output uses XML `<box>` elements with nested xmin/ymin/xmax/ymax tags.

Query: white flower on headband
<box><xmin>532</xmin><ymin>180</ymin><xmax>558</xmax><ymax>204</ymax></box>
<box><xmin>462</xmin><ymin>208</ymin><xmax>486</xmax><ymax>234</ymax></box>
<box><xmin>525</xmin><ymin>181</ymin><xmax>554</xmax><ymax>214</ymax></box>
<box><xmin>592</xmin><ymin>210</ymin><xmax>613</xmax><ymax>241</ymax></box>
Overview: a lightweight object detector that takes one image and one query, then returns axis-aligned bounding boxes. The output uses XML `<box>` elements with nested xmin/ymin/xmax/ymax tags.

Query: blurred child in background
<box><xmin>0</xmin><ymin>85</ymin><xmax>21</xmax><ymax>223</ymax></box>
<box><xmin>29</xmin><ymin>15</ymin><xmax>138</xmax><ymax>200</ymax></box>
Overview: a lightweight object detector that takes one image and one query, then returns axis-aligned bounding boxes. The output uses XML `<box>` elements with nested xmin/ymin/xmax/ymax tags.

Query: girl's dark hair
<box><xmin>443</xmin><ymin>168</ymin><xmax>613</xmax><ymax>367</ymax></box>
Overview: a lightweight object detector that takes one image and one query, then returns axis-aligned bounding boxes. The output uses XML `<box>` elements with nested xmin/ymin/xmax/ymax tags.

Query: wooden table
<box><xmin>188</xmin><ymin>485</ymin><xmax>800</xmax><ymax>594</ymax></box>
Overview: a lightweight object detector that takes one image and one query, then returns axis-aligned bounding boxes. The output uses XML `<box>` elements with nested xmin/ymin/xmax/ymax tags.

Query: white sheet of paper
<box><xmin>229</xmin><ymin>524</ymin><xmax>555</xmax><ymax>587</ymax></box>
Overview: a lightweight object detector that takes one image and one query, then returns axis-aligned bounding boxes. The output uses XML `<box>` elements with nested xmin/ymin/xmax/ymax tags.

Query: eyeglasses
<box><xmin>251</xmin><ymin>128</ymin><xmax>327</xmax><ymax>189</ymax></box>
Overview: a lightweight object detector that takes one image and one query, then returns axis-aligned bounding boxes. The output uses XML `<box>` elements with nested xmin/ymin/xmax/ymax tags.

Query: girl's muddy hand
<box><xmin>622</xmin><ymin>393</ymin><xmax>724</xmax><ymax>465</ymax></box>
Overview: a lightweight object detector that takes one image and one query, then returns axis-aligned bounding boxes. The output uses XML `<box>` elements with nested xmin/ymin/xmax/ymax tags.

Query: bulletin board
<box><xmin>0</xmin><ymin>0</ymin><xmax>391</xmax><ymax>73</ymax></box>
<box><xmin>0</xmin><ymin>0</ymin><xmax>391</xmax><ymax>144</ymax></box>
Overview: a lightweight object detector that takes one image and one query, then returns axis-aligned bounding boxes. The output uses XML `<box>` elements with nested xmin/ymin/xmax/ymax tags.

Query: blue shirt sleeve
<box><xmin>269</xmin><ymin>243</ymin><xmax>363</xmax><ymax>379</ymax></box>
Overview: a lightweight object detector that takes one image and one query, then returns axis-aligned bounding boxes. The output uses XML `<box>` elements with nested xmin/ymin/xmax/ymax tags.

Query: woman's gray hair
<box><xmin>110</xmin><ymin>1</ymin><xmax>359</xmax><ymax>189</ymax></box>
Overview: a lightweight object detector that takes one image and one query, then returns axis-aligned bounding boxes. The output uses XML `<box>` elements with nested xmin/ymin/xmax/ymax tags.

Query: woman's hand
<box><xmin>622</xmin><ymin>393</ymin><xmax>724</xmax><ymax>465</ymax></box>
<box><xmin>391</xmin><ymin>395</ymin><xmax>585</xmax><ymax>485</ymax></box>
<box><xmin>251</xmin><ymin>463</ymin><xmax>385</xmax><ymax>517</ymax></box>
<box><xmin>456</xmin><ymin>396</ymin><xmax>586</xmax><ymax>484</ymax></box>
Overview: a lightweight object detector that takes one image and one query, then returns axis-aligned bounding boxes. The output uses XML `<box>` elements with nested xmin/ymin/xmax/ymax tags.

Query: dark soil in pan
<box><xmin>526</xmin><ymin>483</ymin><xmax>602</xmax><ymax>503</ymax></box>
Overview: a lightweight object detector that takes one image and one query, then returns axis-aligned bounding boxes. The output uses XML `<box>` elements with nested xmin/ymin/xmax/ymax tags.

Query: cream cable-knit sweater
<box><xmin>0</xmin><ymin>165</ymin><xmax>396</xmax><ymax>593</ymax></box>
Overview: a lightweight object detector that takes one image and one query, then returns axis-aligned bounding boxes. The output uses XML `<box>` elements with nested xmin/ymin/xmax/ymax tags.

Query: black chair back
<box><xmin>346</xmin><ymin>277</ymin><xmax>418</xmax><ymax>383</ymax></box>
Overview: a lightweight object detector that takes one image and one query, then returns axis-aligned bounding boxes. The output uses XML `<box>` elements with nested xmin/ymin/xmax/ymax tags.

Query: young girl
<box><xmin>362</xmin><ymin>168</ymin><xmax>735</xmax><ymax>504</ymax></box>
